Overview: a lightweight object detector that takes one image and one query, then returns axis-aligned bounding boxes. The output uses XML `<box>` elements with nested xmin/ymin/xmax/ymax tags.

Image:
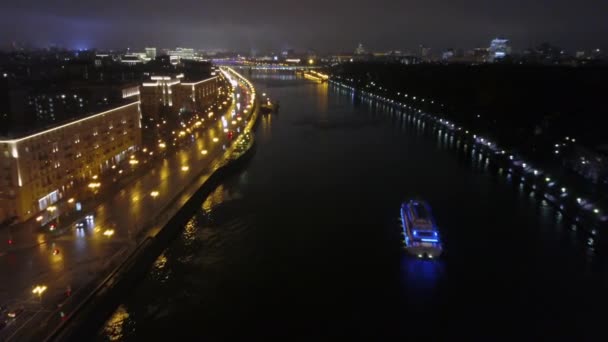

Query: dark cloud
<box><xmin>1</xmin><ymin>0</ymin><xmax>606</xmax><ymax>51</ymax></box>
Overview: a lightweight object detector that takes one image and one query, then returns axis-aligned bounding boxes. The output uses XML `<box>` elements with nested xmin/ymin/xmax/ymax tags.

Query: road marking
<box><xmin>5</xmin><ymin>308</ymin><xmax>44</xmax><ymax>341</ymax></box>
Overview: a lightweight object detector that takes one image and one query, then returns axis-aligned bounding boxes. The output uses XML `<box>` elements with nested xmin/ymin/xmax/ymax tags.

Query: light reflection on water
<box><xmin>401</xmin><ymin>255</ymin><xmax>444</xmax><ymax>291</ymax></box>
<box><xmin>202</xmin><ymin>185</ymin><xmax>226</xmax><ymax>211</ymax></box>
<box><xmin>103</xmin><ymin>305</ymin><xmax>133</xmax><ymax>341</ymax></box>
<box><xmin>182</xmin><ymin>218</ymin><xmax>198</xmax><ymax>245</ymax></box>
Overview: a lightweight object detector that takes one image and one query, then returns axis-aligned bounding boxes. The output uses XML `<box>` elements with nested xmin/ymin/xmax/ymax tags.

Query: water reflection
<box><xmin>202</xmin><ymin>185</ymin><xmax>226</xmax><ymax>211</ymax></box>
<box><xmin>103</xmin><ymin>305</ymin><xmax>133</xmax><ymax>341</ymax></box>
<box><xmin>315</xmin><ymin>81</ymin><xmax>328</xmax><ymax>112</ymax></box>
<box><xmin>401</xmin><ymin>255</ymin><xmax>444</xmax><ymax>291</ymax></box>
<box><xmin>182</xmin><ymin>218</ymin><xmax>198</xmax><ymax>245</ymax></box>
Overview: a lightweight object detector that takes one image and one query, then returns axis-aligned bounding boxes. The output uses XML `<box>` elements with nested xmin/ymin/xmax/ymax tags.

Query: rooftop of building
<box><xmin>0</xmin><ymin>98</ymin><xmax>139</xmax><ymax>141</ymax></box>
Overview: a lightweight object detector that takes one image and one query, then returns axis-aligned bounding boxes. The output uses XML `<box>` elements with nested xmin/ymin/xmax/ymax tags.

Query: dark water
<box><xmin>100</xmin><ymin>71</ymin><xmax>607</xmax><ymax>341</ymax></box>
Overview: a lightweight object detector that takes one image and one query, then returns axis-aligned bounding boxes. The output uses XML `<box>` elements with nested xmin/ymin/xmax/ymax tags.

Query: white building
<box><xmin>168</xmin><ymin>48</ymin><xmax>197</xmax><ymax>61</ymax></box>
<box><xmin>145</xmin><ymin>47</ymin><xmax>157</xmax><ymax>60</ymax></box>
<box><xmin>489</xmin><ymin>38</ymin><xmax>511</xmax><ymax>62</ymax></box>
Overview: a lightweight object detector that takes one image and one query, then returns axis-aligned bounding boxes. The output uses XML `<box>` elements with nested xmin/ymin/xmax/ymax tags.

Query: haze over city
<box><xmin>1</xmin><ymin>0</ymin><xmax>607</xmax><ymax>51</ymax></box>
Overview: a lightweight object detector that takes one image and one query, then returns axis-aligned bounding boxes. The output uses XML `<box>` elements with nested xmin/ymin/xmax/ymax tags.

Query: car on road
<box><xmin>7</xmin><ymin>307</ymin><xmax>23</xmax><ymax>319</ymax></box>
<box><xmin>75</xmin><ymin>220</ymin><xmax>86</xmax><ymax>229</ymax></box>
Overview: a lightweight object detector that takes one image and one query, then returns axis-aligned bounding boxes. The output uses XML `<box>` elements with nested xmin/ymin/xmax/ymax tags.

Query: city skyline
<box><xmin>1</xmin><ymin>1</ymin><xmax>607</xmax><ymax>340</ymax></box>
<box><xmin>1</xmin><ymin>0</ymin><xmax>607</xmax><ymax>52</ymax></box>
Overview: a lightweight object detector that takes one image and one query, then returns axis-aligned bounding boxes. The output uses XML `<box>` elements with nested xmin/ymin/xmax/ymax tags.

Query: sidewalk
<box><xmin>0</xmin><ymin>154</ymin><xmax>158</xmax><ymax>255</ymax></box>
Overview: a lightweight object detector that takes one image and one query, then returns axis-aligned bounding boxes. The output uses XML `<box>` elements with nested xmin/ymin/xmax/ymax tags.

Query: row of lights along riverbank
<box><xmin>331</xmin><ymin>76</ymin><xmax>605</xmax><ymax>247</ymax></box>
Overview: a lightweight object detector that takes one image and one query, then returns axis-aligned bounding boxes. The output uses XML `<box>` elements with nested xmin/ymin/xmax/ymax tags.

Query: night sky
<box><xmin>1</xmin><ymin>0</ymin><xmax>606</xmax><ymax>52</ymax></box>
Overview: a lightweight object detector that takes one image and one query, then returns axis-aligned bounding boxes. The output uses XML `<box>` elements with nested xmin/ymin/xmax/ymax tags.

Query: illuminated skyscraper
<box><xmin>489</xmin><ymin>38</ymin><xmax>511</xmax><ymax>61</ymax></box>
<box><xmin>355</xmin><ymin>43</ymin><xmax>366</xmax><ymax>55</ymax></box>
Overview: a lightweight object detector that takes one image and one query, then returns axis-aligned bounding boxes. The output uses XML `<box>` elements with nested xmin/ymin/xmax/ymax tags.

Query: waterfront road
<box><xmin>0</xmin><ymin>68</ymin><xmax>255</xmax><ymax>341</ymax></box>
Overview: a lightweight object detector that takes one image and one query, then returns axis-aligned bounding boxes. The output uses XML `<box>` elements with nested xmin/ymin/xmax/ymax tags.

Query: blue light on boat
<box><xmin>421</xmin><ymin>238</ymin><xmax>439</xmax><ymax>243</ymax></box>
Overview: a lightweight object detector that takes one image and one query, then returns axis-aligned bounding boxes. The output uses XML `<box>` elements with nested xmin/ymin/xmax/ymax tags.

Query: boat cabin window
<box><xmin>416</xmin><ymin>231</ymin><xmax>436</xmax><ymax>238</ymax></box>
<box><xmin>411</xmin><ymin>202</ymin><xmax>431</xmax><ymax>220</ymax></box>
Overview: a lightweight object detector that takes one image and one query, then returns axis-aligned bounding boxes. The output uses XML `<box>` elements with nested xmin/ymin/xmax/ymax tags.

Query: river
<box><xmin>97</xmin><ymin>70</ymin><xmax>607</xmax><ymax>340</ymax></box>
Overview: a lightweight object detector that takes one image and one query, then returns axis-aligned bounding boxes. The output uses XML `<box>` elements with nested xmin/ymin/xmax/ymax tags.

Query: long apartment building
<box><xmin>140</xmin><ymin>74</ymin><xmax>220</xmax><ymax>121</ymax></box>
<box><xmin>0</xmin><ymin>101</ymin><xmax>142</xmax><ymax>223</ymax></box>
<box><xmin>139</xmin><ymin>74</ymin><xmax>221</xmax><ymax>147</ymax></box>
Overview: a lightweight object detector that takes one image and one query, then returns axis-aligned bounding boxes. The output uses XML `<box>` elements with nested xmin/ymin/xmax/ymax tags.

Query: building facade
<box><xmin>139</xmin><ymin>74</ymin><xmax>220</xmax><ymax>148</ymax></box>
<box><xmin>0</xmin><ymin>101</ymin><xmax>142</xmax><ymax>223</ymax></box>
<box><xmin>489</xmin><ymin>38</ymin><xmax>511</xmax><ymax>61</ymax></box>
<box><xmin>140</xmin><ymin>74</ymin><xmax>219</xmax><ymax>121</ymax></box>
<box><xmin>167</xmin><ymin>48</ymin><xmax>196</xmax><ymax>61</ymax></box>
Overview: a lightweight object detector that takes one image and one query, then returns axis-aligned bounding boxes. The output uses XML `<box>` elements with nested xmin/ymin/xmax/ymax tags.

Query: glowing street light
<box><xmin>150</xmin><ymin>191</ymin><xmax>160</xmax><ymax>198</ymax></box>
<box><xmin>181</xmin><ymin>166</ymin><xmax>189</xmax><ymax>171</ymax></box>
<box><xmin>201</xmin><ymin>150</ymin><xmax>208</xmax><ymax>155</ymax></box>
<box><xmin>33</xmin><ymin>285</ymin><xmax>47</xmax><ymax>302</ymax></box>
<box><xmin>213</xmin><ymin>137</ymin><xmax>219</xmax><ymax>143</ymax></box>
<box><xmin>103</xmin><ymin>229</ymin><xmax>115</xmax><ymax>237</ymax></box>
<box><xmin>88</xmin><ymin>182</ymin><xmax>101</xmax><ymax>189</ymax></box>
<box><xmin>33</xmin><ymin>285</ymin><xmax>47</xmax><ymax>295</ymax></box>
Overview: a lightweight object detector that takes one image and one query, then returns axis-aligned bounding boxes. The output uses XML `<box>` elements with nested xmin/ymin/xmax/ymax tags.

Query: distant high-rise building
<box><xmin>419</xmin><ymin>45</ymin><xmax>431</xmax><ymax>61</ymax></box>
<box><xmin>442</xmin><ymin>48</ymin><xmax>455</xmax><ymax>61</ymax></box>
<box><xmin>145</xmin><ymin>47</ymin><xmax>157</xmax><ymax>60</ymax></box>
<box><xmin>488</xmin><ymin>38</ymin><xmax>511</xmax><ymax>61</ymax></box>
<box><xmin>355</xmin><ymin>43</ymin><xmax>366</xmax><ymax>55</ymax></box>
<box><xmin>281</xmin><ymin>49</ymin><xmax>295</xmax><ymax>58</ymax></box>
<box><xmin>168</xmin><ymin>48</ymin><xmax>196</xmax><ymax>61</ymax></box>
<box><xmin>473</xmin><ymin>48</ymin><xmax>490</xmax><ymax>63</ymax></box>
<box><xmin>121</xmin><ymin>54</ymin><xmax>144</xmax><ymax>65</ymax></box>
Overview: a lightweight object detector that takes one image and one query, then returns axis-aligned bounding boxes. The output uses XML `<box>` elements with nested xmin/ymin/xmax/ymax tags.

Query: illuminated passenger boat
<box><xmin>401</xmin><ymin>200</ymin><xmax>443</xmax><ymax>259</ymax></box>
